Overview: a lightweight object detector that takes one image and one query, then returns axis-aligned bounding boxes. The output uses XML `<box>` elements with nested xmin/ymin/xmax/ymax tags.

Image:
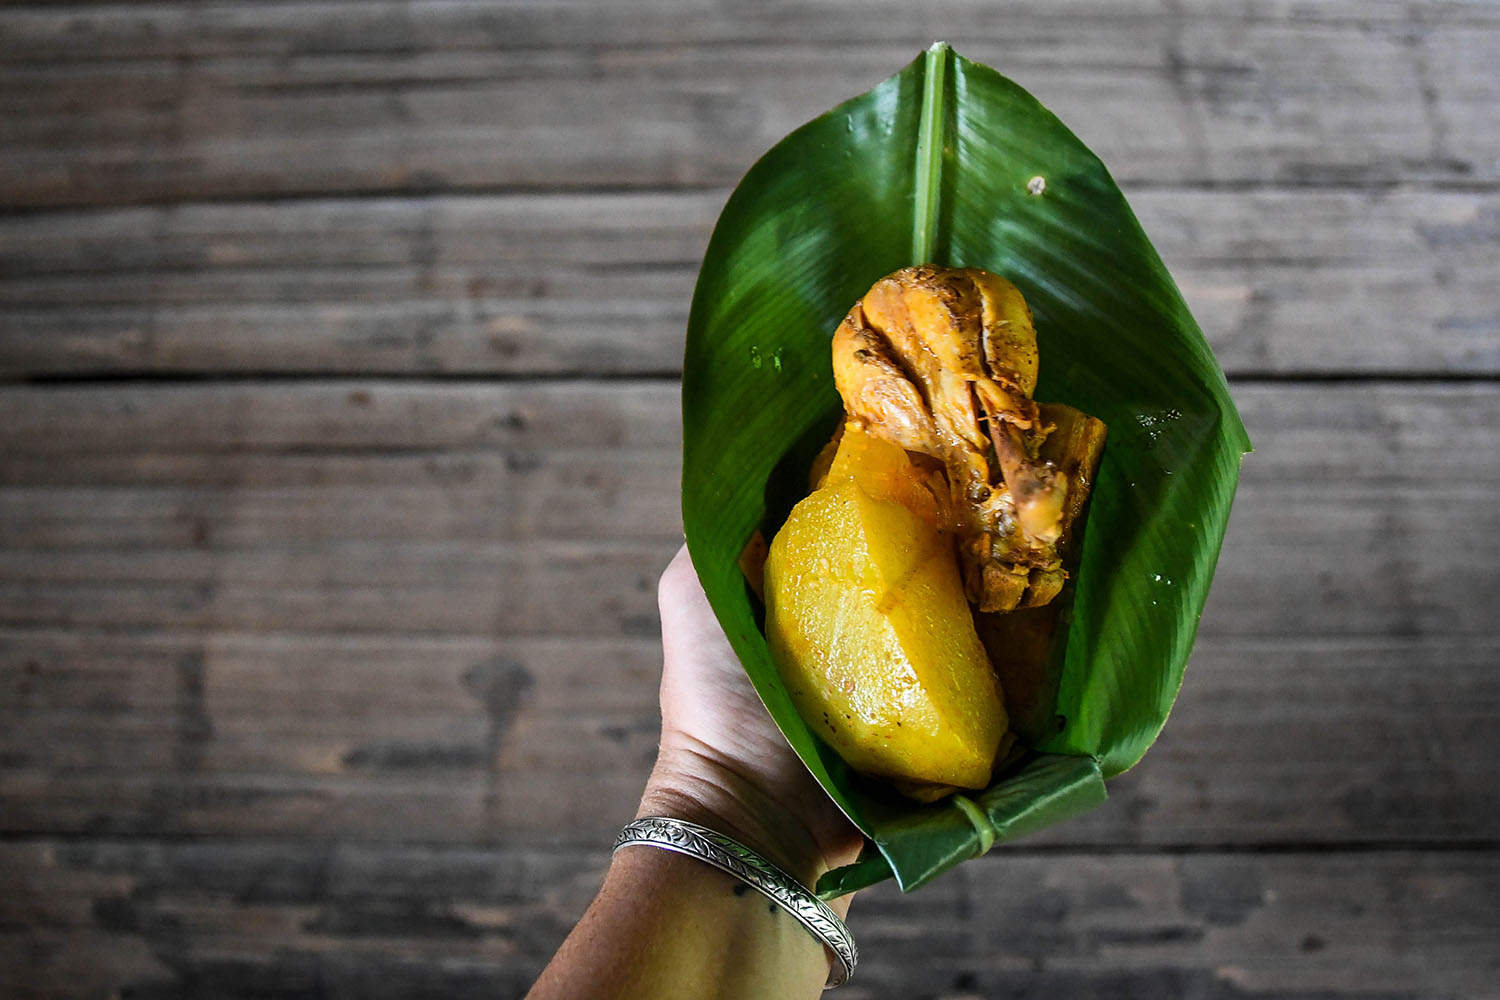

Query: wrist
<box><xmin>639</xmin><ymin>739</ymin><xmax>855</xmax><ymax>897</ymax></box>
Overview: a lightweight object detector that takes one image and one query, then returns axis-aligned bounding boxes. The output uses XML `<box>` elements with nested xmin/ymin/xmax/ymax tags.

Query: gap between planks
<box><xmin>1</xmin><ymin>179</ymin><xmax>1499</xmax><ymax>218</ymax></box>
<box><xmin>4</xmin><ymin>372</ymin><xmax>1500</xmax><ymax>387</ymax></box>
<box><xmin>0</xmin><ymin>828</ymin><xmax>1497</xmax><ymax>857</ymax></box>
<box><xmin>5</xmin><ymin>370</ymin><xmax>688</xmax><ymax>387</ymax></box>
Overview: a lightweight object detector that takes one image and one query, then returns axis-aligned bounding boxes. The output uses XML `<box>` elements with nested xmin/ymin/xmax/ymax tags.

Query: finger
<box><xmin>657</xmin><ymin>544</ymin><xmax>732</xmax><ymax>666</ymax></box>
<box><xmin>657</xmin><ymin>543</ymin><xmax>699</xmax><ymax>633</ymax></box>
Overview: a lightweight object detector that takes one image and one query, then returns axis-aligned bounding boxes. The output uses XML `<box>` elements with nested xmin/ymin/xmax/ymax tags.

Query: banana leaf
<box><xmin>680</xmin><ymin>43</ymin><xmax>1251</xmax><ymax>894</ymax></box>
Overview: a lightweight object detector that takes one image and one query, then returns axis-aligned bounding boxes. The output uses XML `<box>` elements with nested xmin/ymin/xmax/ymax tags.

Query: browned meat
<box><xmin>831</xmin><ymin>265</ymin><xmax>1102</xmax><ymax>612</ymax></box>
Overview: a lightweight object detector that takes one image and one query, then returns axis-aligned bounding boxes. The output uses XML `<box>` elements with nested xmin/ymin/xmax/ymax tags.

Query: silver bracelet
<box><xmin>614</xmin><ymin>816</ymin><xmax>857</xmax><ymax>989</ymax></box>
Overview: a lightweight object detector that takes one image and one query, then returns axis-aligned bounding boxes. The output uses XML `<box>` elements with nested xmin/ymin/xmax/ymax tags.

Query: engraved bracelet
<box><xmin>614</xmin><ymin>816</ymin><xmax>857</xmax><ymax>989</ymax></box>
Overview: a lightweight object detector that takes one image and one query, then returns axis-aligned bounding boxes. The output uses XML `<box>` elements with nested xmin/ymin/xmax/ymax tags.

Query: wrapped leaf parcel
<box><xmin>680</xmin><ymin>43</ymin><xmax>1251</xmax><ymax>894</ymax></box>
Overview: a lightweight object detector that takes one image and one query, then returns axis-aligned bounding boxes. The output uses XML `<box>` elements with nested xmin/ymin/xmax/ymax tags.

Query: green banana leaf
<box><xmin>680</xmin><ymin>43</ymin><xmax>1251</xmax><ymax>894</ymax></box>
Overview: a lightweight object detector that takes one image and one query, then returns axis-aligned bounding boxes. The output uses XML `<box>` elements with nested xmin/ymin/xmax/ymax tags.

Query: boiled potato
<box><xmin>821</xmin><ymin>421</ymin><xmax>947</xmax><ymax>530</ymax></box>
<box><xmin>764</xmin><ymin>473</ymin><xmax>1007</xmax><ymax>790</ymax></box>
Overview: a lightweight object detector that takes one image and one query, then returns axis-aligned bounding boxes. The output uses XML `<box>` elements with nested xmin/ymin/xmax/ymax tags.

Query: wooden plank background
<box><xmin>1</xmin><ymin>2</ymin><xmax>1497</xmax><ymax>998</ymax></box>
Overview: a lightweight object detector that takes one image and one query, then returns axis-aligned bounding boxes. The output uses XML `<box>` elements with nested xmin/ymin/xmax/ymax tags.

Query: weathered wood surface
<box><xmin>3</xmin><ymin>1</ymin><xmax>1498</xmax><ymax>997</ymax></box>
<box><xmin>2</xmin><ymin>3</ymin><xmax>1497</xmax><ymax>207</ymax></box>
<box><xmin>0</xmin><ymin>382</ymin><xmax>1497</xmax><ymax>850</ymax></box>
<box><xmin>4</xmin><ymin>188</ymin><xmax>1498</xmax><ymax>376</ymax></box>
<box><xmin>4</xmin><ymin>840</ymin><xmax>1498</xmax><ymax>1000</ymax></box>
<box><xmin>0</xmin><ymin>383</ymin><xmax>1497</xmax><ymax>640</ymax></box>
<box><xmin>3</xmin><ymin>628</ymin><xmax>1497</xmax><ymax>848</ymax></box>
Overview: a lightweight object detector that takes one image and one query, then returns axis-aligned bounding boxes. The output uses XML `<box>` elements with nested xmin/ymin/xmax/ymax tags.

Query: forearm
<box><xmin>528</xmin><ymin>548</ymin><xmax>865</xmax><ymax>998</ymax></box>
<box><xmin>526</xmin><ymin>846</ymin><xmax>843</xmax><ymax>1000</ymax></box>
<box><xmin>526</xmin><ymin>748</ymin><xmax>856</xmax><ymax>1000</ymax></box>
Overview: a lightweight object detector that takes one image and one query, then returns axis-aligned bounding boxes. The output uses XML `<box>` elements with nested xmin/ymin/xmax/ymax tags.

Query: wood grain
<box><xmin>2</xmin><ymin>839</ymin><xmax>1496</xmax><ymax>1000</ymax></box>
<box><xmin>9</xmin><ymin>1</ymin><xmax>1497</xmax><ymax>65</ymax></box>
<box><xmin>2</xmin><ymin>629</ymin><xmax>1496</xmax><ymax>847</ymax></box>
<box><xmin>3</xmin><ymin>3</ymin><xmax>1497</xmax><ymax>997</ymax></box>
<box><xmin>0</xmin><ymin>382</ymin><xmax>1496</xmax><ymax>847</ymax></box>
<box><xmin>4</xmin><ymin>188</ymin><xmax>1497</xmax><ymax>377</ymax></box>
<box><xmin>1</xmin><ymin>6</ymin><xmax>1495</xmax><ymax>207</ymax></box>
<box><xmin>1</xmin><ymin>382</ymin><xmax>1495</xmax><ymax>638</ymax></box>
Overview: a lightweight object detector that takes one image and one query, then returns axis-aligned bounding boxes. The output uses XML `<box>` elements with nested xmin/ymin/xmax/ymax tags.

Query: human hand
<box><xmin>639</xmin><ymin>545</ymin><xmax>865</xmax><ymax>897</ymax></box>
<box><xmin>527</xmin><ymin>546</ymin><xmax>863</xmax><ymax>999</ymax></box>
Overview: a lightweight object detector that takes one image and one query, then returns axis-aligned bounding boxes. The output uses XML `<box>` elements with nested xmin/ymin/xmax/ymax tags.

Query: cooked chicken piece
<box><xmin>974</xmin><ymin>402</ymin><xmax>1108</xmax><ymax>744</ymax></box>
<box><xmin>831</xmin><ymin>265</ymin><xmax>1096</xmax><ymax>612</ymax></box>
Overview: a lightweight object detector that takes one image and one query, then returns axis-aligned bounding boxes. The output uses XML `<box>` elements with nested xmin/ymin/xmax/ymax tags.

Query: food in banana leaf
<box><xmin>762</xmin><ymin>265</ymin><xmax>1107</xmax><ymax>796</ymax></box>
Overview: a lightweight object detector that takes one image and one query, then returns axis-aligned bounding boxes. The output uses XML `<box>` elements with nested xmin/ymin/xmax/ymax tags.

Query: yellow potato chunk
<box><xmin>764</xmin><ymin>477</ymin><xmax>1008</xmax><ymax>790</ymax></box>
<box><xmin>822</xmin><ymin>421</ymin><xmax>947</xmax><ymax>530</ymax></box>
